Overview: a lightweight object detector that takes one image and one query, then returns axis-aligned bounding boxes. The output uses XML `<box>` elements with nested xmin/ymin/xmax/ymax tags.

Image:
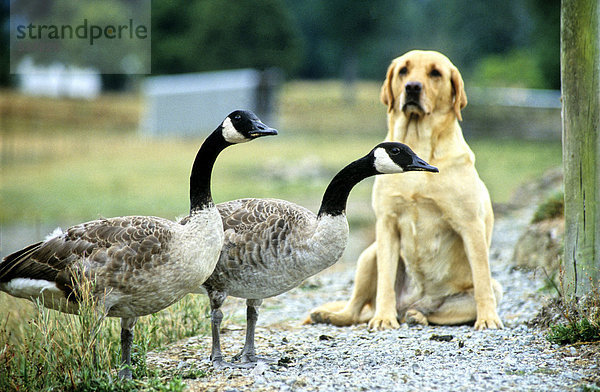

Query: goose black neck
<box><xmin>317</xmin><ymin>156</ymin><xmax>377</xmax><ymax>217</ymax></box>
<box><xmin>189</xmin><ymin>128</ymin><xmax>231</xmax><ymax>213</ymax></box>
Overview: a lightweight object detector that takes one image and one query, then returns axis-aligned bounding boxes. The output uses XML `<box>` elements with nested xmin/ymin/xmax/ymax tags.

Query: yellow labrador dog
<box><xmin>307</xmin><ymin>50</ymin><xmax>503</xmax><ymax>330</ymax></box>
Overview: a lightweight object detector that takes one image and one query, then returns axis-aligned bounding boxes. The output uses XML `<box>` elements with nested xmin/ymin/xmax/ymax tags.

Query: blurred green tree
<box><xmin>285</xmin><ymin>0</ymin><xmax>400</xmax><ymax>80</ymax></box>
<box><xmin>526</xmin><ymin>0</ymin><xmax>560</xmax><ymax>89</ymax></box>
<box><xmin>0</xmin><ymin>0</ymin><xmax>10</xmax><ymax>86</ymax></box>
<box><xmin>151</xmin><ymin>0</ymin><xmax>303</xmax><ymax>75</ymax></box>
<box><xmin>10</xmin><ymin>0</ymin><xmax>149</xmax><ymax>72</ymax></box>
<box><xmin>1</xmin><ymin>0</ymin><xmax>560</xmax><ymax>89</ymax></box>
<box><xmin>320</xmin><ymin>0</ymin><xmax>395</xmax><ymax>84</ymax></box>
<box><xmin>467</xmin><ymin>0</ymin><xmax>560</xmax><ymax>89</ymax></box>
<box><xmin>470</xmin><ymin>49</ymin><xmax>548</xmax><ymax>88</ymax></box>
<box><xmin>285</xmin><ymin>0</ymin><xmax>541</xmax><ymax>84</ymax></box>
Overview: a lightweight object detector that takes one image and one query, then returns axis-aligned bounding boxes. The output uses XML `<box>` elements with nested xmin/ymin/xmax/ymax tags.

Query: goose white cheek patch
<box><xmin>373</xmin><ymin>148</ymin><xmax>404</xmax><ymax>174</ymax></box>
<box><xmin>221</xmin><ymin>117</ymin><xmax>249</xmax><ymax>143</ymax></box>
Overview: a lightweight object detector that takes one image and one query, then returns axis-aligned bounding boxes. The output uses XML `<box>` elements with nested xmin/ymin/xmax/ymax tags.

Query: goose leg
<box><xmin>233</xmin><ymin>299</ymin><xmax>274</xmax><ymax>364</ymax></box>
<box><xmin>209</xmin><ymin>290</ymin><xmax>239</xmax><ymax>368</ymax></box>
<box><xmin>118</xmin><ymin>317</ymin><xmax>138</xmax><ymax>379</ymax></box>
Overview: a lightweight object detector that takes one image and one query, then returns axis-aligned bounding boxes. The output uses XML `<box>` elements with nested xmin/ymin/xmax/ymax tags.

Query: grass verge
<box><xmin>0</xmin><ymin>288</ymin><xmax>210</xmax><ymax>391</ymax></box>
<box><xmin>525</xmin><ymin>193</ymin><xmax>599</xmax><ymax>346</ymax></box>
<box><xmin>546</xmin><ymin>285</ymin><xmax>600</xmax><ymax>345</ymax></box>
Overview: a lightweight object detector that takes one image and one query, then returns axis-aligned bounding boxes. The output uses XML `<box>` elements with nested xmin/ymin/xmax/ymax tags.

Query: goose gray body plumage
<box><xmin>206</xmin><ymin>198</ymin><xmax>348</xmax><ymax>299</ymax></box>
<box><xmin>0</xmin><ymin>212</ymin><xmax>221</xmax><ymax>317</ymax></box>
<box><xmin>202</xmin><ymin>142</ymin><xmax>439</xmax><ymax>368</ymax></box>
<box><xmin>0</xmin><ymin>109</ymin><xmax>277</xmax><ymax>379</ymax></box>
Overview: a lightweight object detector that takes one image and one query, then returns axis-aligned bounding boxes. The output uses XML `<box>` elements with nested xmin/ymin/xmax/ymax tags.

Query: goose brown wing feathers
<box><xmin>0</xmin><ymin>217</ymin><xmax>173</xmax><ymax>288</ymax></box>
<box><xmin>0</xmin><ymin>241</ymin><xmax>46</xmax><ymax>280</ymax></box>
<box><xmin>216</xmin><ymin>198</ymin><xmax>315</xmax><ymax>269</ymax></box>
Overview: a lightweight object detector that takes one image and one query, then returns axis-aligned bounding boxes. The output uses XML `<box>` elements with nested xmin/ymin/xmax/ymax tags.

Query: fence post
<box><xmin>561</xmin><ymin>0</ymin><xmax>600</xmax><ymax>297</ymax></box>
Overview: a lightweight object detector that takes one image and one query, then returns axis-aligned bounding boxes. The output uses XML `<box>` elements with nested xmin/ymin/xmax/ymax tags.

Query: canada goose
<box><xmin>0</xmin><ymin>110</ymin><xmax>277</xmax><ymax>379</ymax></box>
<box><xmin>202</xmin><ymin>142</ymin><xmax>438</xmax><ymax>368</ymax></box>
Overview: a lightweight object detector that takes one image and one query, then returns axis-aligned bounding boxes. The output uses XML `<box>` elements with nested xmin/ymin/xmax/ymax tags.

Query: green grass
<box><xmin>549</xmin><ymin>317</ymin><xmax>600</xmax><ymax>345</ymax></box>
<box><xmin>0</xmin><ymin>132</ymin><xmax>562</xmax><ymax>230</ymax></box>
<box><xmin>0</xmin><ymin>290</ymin><xmax>210</xmax><ymax>391</ymax></box>
<box><xmin>0</xmin><ymin>131</ymin><xmax>381</xmax><ymax>225</ymax></box>
<box><xmin>468</xmin><ymin>138</ymin><xmax>562</xmax><ymax>204</ymax></box>
<box><xmin>546</xmin><ymin>284</ymin><xmax>600</xmax><ymax>345</ymax></box>
<box><xmin>0</xmin><ymin>261</ymin><xmax>210</xmax><ymax>391</ymax></box>
<box><xmin>532</xmin><ymin>191</ymin><xmax>564</xmax><ymax>223</ymax></box>
<box><xmin>280</xmin><ymin>80</ymin><xmax>387</xmax><ymax>135</ymax></box>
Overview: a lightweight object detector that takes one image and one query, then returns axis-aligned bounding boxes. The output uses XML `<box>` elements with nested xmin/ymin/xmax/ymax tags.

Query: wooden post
<box><xmin>561</xmin><ymin>0</ymin><xmax>599</xmax><ymax>297</ymax></box>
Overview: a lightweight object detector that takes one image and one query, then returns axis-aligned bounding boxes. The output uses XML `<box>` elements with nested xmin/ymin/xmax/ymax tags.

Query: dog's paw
<box><xmin>474</xmin><ymin>312</ymin><xmax>504</xmax><ymax>330</ymax></box>
<box><xmin>404</xmin><ymin>309</ymin><xmax>429</xmax><ymax>326</ymax></box>
<box><xmin>308</xmin><ymin>310</ymin><xmax>331</xmax><ymax>325</ymax></box>
<box><xmin>368</xmin><ymin>313</ymin><xmax>400</xmax><ymax>331</ymax></box>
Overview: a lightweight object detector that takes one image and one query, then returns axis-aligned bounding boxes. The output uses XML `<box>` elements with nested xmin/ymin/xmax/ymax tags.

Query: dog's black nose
<box><xmin>405</xmin><ymin>81</ymin><xmax>422</xmax><ymax>95</ymax></box>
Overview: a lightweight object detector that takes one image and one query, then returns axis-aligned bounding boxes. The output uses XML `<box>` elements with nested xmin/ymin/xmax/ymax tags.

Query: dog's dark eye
<box><xmin>429</xmin><ymin>69</ymin><xmax>441</xmax><ymax>77</ymax></box>
<box><xmin>390</xmin><ymin>147</ymin><xmax>401</xmax><ymax>155</ymax></box>
<box><xmin>398</xmin><ymin>66</ymin><xmax>408</xmax><ymax>75</ymax></box>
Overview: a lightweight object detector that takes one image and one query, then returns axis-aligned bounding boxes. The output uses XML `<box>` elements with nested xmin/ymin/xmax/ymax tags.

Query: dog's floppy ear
<box><xmin>450</xmin><ymin>65</ymin><xmax>468</xmax><ymax>121</ymax></box>
<box><xmin>380</xmin><ymin>61</ymin><xmax>397</xmax><ymax>113</ymax></box>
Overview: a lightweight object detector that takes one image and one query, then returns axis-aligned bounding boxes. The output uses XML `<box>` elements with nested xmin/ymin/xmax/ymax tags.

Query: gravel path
<box><xmin>147</xmin><ymin>206</ymin><xmax>600</xmax><ymax>391</ymax></box>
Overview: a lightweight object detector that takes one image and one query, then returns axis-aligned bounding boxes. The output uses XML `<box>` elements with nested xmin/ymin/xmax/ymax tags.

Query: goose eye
<box><xmin>390</xmin><ymin>147</ymin><xmax>401</xmax><ymax>155</ymax></box>
<box><xmin>399</xmin><ymin>66</ymin><xmax>408</xmax><ymax>75</ymax></box>
<box><xmin>429</xmin><ymin>69</ymin><xmax>441</xmax><ymax>77</ymax></box>
<box><xmin>234</xmin><ymin>114</ymin><xmax>242</xmax><ymax>121</ymax></box>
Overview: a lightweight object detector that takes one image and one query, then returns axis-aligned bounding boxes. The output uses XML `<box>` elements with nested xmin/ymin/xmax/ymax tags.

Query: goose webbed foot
<box><xmin>118</xmin><ymin>366</ymin><xmax>133</xmax><ymax>380</ymax></box>
<box><xmin>211</xmin><ymin>354</ymin><xmax>275</xmax><ymax>369</ymax></box>
<box><xmin>231</xmin><ymin>299</ymin><xmax>273</xmax><ymax>366</ymax></box>
<box><xmin>211</xmin><ymin>356</ymin><xmax>252</xmax><ymax>369</ymax></box>
<box><xmin>232</xmin><ymin>351</ymin><xmax>277</xmax><ymax>365</ymax></box>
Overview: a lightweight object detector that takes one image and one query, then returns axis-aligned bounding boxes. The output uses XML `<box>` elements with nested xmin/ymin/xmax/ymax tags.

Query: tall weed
<box><xmin>0</xmin><ymin>275</ymin><xmax>117</xmax><ymax>390</ymax></box>
<box><xmin>546</xmin><ymin>271</ymin><xmax>600</xmax><ymax>345</ymax></box>
<box><xmin>0</xmin><ymin>277</ymin><xmax>210</xmax><ymax>391</ymax></box>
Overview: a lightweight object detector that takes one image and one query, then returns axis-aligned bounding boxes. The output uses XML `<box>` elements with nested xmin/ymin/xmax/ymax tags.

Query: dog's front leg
<box><xmin>368</xmin><ymin>217</ymin><xmax>401</xmax><ymax>330</ymax></box>
<box><xmin>309</xmin><ymin>242</ymin><xmax>378</xmax><ymax>326</ymax></box>
<box><xmin>461</xmin><ymin>227</ymin><xmax>503</xmax><ymax>330</ymax></box>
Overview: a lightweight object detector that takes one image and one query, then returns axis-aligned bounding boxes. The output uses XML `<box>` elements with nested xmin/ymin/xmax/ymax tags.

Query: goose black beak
<box><xmin>249</xmin><ymin>121</ymin><xmax>278</xmax><ymax>138</ymax></box>
<box><xmin>406</xmin><ymin>157</ymin><xmax>439</xmax><ymax>173</ymax></box>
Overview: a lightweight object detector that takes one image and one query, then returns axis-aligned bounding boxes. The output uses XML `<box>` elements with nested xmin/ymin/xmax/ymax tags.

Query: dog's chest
<box><xmin>396</xmin><ymin>198</ymin><xmax>447</xmax><ymax>242</ymax></box>
<box><xmin>373</xmin><ymin>173</ymin><xmax>433</xmax><ymax>210</ymax></box>
<box><xmin>395</xmin><ymin>201</ymin><xmax>460</xmax><ymax>283</ymax></box>
<box><xmin>377</xmin><ymin>174</ymin><xmax>450</xmax><ymax>253</ymax></box>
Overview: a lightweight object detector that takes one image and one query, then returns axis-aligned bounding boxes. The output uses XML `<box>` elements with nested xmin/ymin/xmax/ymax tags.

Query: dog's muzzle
<box><xmin>403</xmin><ymin>81</ymin><xmax>424</xmax><ymax>112</ymax></box>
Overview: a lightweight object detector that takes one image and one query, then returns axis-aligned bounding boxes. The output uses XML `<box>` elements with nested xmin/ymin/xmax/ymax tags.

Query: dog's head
<box><xmin>380</xmin><ymin>50</ymin><xmax>467</xmax><ymax>121</ymax></box>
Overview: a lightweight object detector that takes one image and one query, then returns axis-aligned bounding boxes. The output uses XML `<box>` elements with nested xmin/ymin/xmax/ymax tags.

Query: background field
<box><xmin>1</xmin><ymin>81</ymin><xmax>561</xmax><ymax>237</ymax></box>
